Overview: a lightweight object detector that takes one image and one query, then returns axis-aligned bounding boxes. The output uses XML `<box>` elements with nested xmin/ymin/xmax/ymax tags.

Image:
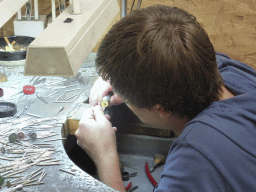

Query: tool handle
<box><xmin>154</xmin><ymin>154</ymin><xmax>166</xmax><ymax>164</ymax></box>
<box><xmin>145</xmin><ymin>162</ymin><xmax>158</xmax><ymax>186</ymax></box>
<box><xmin>11</xmin><ymin>41</ymin><xmax>16</xmax><ymax>46</ymax></box>
<box><xmin>125</xmin><ymin>182</ymin><xmax>132</xmax><ymax>191</ymax></box>
<box><xmin>4</xmin><ymin>37</ymin><xmax>11</xmax><ymax>46</ymax></box>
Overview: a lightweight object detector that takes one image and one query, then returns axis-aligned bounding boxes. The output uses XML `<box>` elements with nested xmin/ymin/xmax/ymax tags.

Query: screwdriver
<box><xmin>150</xmin><ymin>154</ymin><xmax>166</xmax><ymax>173</ymax></box>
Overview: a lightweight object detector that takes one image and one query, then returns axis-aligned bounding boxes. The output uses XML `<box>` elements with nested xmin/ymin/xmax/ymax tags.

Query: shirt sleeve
<box><xmin>154</xmin><ymin>140</ymin><xmax>232</xmax><ymax>192</ymax></box>
<box><xmin>216</xmin><ymin>52</ymin><xmax>256</xmax><ymax>94</ymax></box>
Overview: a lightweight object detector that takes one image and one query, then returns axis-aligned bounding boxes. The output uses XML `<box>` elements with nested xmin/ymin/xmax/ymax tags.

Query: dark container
<box><xmin>0</xmin><ymin>36</ymin><xmax>35</xmax><ymax>61</ymax></box>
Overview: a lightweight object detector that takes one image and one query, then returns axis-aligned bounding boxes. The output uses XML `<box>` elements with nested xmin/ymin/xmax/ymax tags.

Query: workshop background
<box><xmin>1</xmin><ymin>0</ymin><xmax>255</xmax><ymax>70</ymax></box>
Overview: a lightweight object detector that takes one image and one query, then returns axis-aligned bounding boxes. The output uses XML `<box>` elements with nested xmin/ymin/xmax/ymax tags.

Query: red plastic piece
<box><xmin>125</xmin><ymin>182</ymin><xmax>132</xmax><ymax>191</ymax></box>
<box><xmin>23</xmin><ymin>85</ymin><xmax>35</xmax><ymax>94</ymax></box>
<box><xmin>145</xmin><ymin>162</ymin><xmax>158</xmax><ymax>186</ymax></box>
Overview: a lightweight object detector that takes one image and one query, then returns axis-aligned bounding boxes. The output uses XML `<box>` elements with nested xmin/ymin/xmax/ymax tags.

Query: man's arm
<box><xmin>96</xmin><ymin>151</ymin><xmax>125</xmax><ymax>192</ymax></box>
<box><xmin>75</xmin><ymin>105</ymin><xmax>125</xmax><ymax>192</ymax></box>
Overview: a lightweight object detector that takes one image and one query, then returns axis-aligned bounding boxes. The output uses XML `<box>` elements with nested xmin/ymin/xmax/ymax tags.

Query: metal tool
<box><xmin>149</xmin><ymin>154</ymin><xmax>166</xmax><ymax>173</ymax></box>
<box><xmin>130</xmin><ymin>172</ymin><xmax>138</xmax><ymax>177</ymax></box>
<box><xmin>59</xmin><ymin>168</ymin><xmax>75</xmax><ymax>176</ymax></box>
<box><xmin>36</xmin><ymin>94</ymin><xmax>48</xmax><ymax>104</ymax></box>
<box><xmin>145</xmin><ymin>162</ymin><xmax>158</xmax><ymax>188</ymax></box>
<box><xmin>25</xmin><ymin>1</ymin><xmax>32</xmax><ymax>20</ymax></box>
<box><xmin>55</xmin><ymin>106</ymin><xmax>64</xmax><ymax>116</ymax></box>
<box><xmin>16</xmin><ymin>100</ymin><xmax>34</xmax><ymax>118</ymax></box>
<box><xmin>4</xmin><ymin>184</ymin><xmax>23</xmax><ymax>192</ymax></box>
<box><xmin>129</xmin><ymin>186</ymin><xmax>139</xmax><ymax>192</ymax></box>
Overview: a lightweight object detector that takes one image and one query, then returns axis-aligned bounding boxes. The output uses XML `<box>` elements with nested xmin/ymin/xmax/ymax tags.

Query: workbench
<box><xmin>0</xmin><ymin>53</ymin><xmax>175</xmax><ymax>192</ymax></box>
<box><xmin>0</xmin><ymin>53</ymin><xmax>118</xmax><ymax>191</ymax></box>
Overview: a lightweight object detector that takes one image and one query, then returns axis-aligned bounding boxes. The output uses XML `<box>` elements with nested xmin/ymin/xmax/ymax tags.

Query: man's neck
<box><xmin>173</xmin><ymin>85</ymin><xmax>235</xmax><ymax>135</ymax></box>
<box><xmin>219</xmin><ymin>85</ymin><xmax>235</xmax><ymax>100</ymax></box>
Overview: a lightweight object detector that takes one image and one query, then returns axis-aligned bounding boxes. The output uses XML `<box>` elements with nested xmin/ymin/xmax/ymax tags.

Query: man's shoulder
<box><xmin>216</xmin><ymin>52</ymin><xmax>256</xmax><ymax>94</ymax></box>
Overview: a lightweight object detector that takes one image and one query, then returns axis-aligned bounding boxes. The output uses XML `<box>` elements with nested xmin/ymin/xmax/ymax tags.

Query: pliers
<box><xmin>145</xmin><ymin>162</ymin><xmax>158</xmax><ymax>189</ymax></box>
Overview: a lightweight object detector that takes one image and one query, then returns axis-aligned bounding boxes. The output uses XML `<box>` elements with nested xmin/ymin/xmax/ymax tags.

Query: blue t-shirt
<box><xmin>155</xmin><ymin>52</ymin><xmax>256</xmax><ymax>192</ymax></box>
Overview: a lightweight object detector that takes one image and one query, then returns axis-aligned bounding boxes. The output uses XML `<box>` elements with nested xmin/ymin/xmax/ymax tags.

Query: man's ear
<box><xmin>153</xmin><ymin>104</ymin><xmax>171</xmax><ymax>119</ymax></box>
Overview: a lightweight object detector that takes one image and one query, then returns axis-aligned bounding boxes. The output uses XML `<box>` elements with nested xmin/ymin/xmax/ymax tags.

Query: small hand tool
<box><xmin>130</xmin><ymin>172</ymin><xmax>138</xmax><ymax>177</ymax></box>
<box><xmin>100</xmin><ymin>93</ymin><xmax>114</xmax><ymax>117</ymax></box>
<box><xmin>101</xmin><ymin>95</ymin><xmax>111</xmax><ymax>108</ymax></box>
<box><xmin>3</xmin><ymin>37</ymin><xmax>15</xmax><ymax>52</ymax></box>
<box><xmin>129</xmin><ymin>186</ymin><xmax>138</xmax><ymax>192</ymax></box>
<box><xmin>25</xmin><ymin>1</ymin><xmax>32</xmax><ymax>20</ymax></box>
<box><xmin>16</xmin><ymin>100</ymin><xmax>34</xmax><ymax>118</ymax></box>
<box><xmin>36</xmin><ymin>94</ymin><xmax>48</xmax><ymax>104</ymax></box>
<box><xmin>101</xmin><ymin>92</ymin><xmax>114</xmax><ymax>108</ymax></box>
<box><xmin>149</xmin><ymin>154</ymin><xmax>166</xmax><ymax>173</ymax></box>
<box><xmin>4</xmin><ymin>184</ymin><xmax>23</xmax><ymax>192</ymax></box>
<box><xmin>145</xmin><ymin>162</ymin><xmax>158</xmax><ymax>188</ymax></box>
<box><xmin>125</xmin><ymin>182</ymin><xmax>132</xmax><ymax>191</ymax></box>
<box><xmin>11</xmin><ymin>41</ymin><xmax>16</xmax><ymax>47</ymax></box>
<box><xmin>55</xmin><ymin>106</ymin><xmax>64</xmax><ymax>116</ymax></box>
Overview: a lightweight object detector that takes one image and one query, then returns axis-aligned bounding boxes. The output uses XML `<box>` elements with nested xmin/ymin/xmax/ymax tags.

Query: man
<box><xmin>75</xmin><ymin>5</ymin><xmax>256</xmax><ymax>191</ymax></box>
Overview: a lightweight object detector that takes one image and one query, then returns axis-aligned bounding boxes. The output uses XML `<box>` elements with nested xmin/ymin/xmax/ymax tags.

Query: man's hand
<box><xmin>75</xmin><ymin>105</ymin><xmax>117</xmax><ymax>163</ymax></box>
<box><xmin>89</xmin><ymin>77</ymin><xmax>123</xmax><ymax>107</ymax></box>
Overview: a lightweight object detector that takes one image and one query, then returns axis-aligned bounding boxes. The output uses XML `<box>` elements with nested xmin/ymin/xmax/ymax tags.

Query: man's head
<box><xmin>96</xmin><ymin>5</ymin><xmax>223</xmax><ymax>120</ymax></box>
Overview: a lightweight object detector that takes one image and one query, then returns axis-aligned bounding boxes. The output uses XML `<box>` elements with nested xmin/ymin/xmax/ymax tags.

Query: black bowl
<box><xmin>0</xmin><ymin>102</ymin><xmax>17</xmax><ymax>118</ymax></box>
<box><xmin>0</xmin><ymin>36</ymin><xmax>35</xmax><ymax>61</ymax></box>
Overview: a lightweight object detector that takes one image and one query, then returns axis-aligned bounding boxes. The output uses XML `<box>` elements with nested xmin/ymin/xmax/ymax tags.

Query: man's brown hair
<box><xmin>96</xmin><ymin>5</ymin><xmax>223</xmax><ymax>119</ymax></box>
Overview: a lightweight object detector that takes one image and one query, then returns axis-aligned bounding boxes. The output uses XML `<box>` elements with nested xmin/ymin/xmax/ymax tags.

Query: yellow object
<box><xmin>0</xmin><ymin>73</ymin><xmax>8</xmax><ymax>82</ymax></box>
<box><xmin>101</xmin><ymin>95</ymin><xmax>111</xmax><ymax>108</ymax></box>
<box><xmin>154</xmin><ymin>154</ymin><xmax>166</xmax><ymax>165</ymax></box>
<box><xmin>3</xmin><ymin>37</ymin><xmax>15</xmax><ymax>52</ymax></box>
<box><xmin>11</xmin><ymin>41</ymin><xmax>16</xmax><ymax>46</ymax></box>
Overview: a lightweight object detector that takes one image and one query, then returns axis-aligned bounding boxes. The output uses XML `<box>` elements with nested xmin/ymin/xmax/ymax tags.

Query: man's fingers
<box><xmin>113</xmin><ymin>127</ymin><xmax>117</xmax><ymax>132</ymax></box>
<box><xmin>89</xmin><ymin>77</ymin><xmax>113</xmax><ymax>107</ymax></box>
<box><xmin>80</xmin><ymin>107</ymin><xmax>95</xmax><ymax>123</ymax></box>
<box><xmin>105</xmin><ymin>114</ymin><xmax>111</xmax><ymax>121</ymax></box>
<box><xmin>94</xmin><ymin>105</ymin><xmax>108</xmax><ymax>122</ymax></box>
